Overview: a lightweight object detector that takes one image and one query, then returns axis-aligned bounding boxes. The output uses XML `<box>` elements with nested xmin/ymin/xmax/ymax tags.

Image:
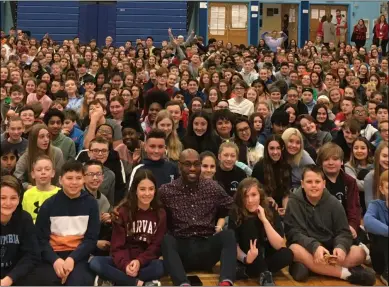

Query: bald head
<box><xmin>179</xmin><ymin>149</ymin><xmax>201</xmax><ymax>184</ymax></box>
<box><xmin>179</xmin><ymin>149</ymin><xmax>199</xmax><ymax>162</ymax></box>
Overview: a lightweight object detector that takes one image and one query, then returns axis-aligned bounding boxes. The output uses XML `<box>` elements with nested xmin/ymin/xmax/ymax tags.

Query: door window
<box><xmin>210</xmin><ymin>6</ymin><xmax>226</xmax><ymax>35</ymax></box>
<box><xmin>231</xmin><ymin>5</ymin><xmax>247</xmax><ymax>29</ymax></box>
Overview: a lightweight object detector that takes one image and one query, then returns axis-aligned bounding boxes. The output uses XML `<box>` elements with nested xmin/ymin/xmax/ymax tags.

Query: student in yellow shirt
<box><xmin>22</xmin><ymin>155</ymin><xmax>60</xmax><ymax>223</ymax></box>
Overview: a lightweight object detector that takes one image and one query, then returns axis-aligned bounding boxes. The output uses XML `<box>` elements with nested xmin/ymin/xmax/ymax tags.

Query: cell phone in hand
<box><xmin>188</xmin><ymin>275</ymin><xmax>203</xmax><ymax>286</ymax></box>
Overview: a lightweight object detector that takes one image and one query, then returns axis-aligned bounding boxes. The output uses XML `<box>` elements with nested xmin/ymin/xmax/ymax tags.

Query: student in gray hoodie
<box><xmin>284</xmin><ymin>165</ymin><xmax>375</xmax><ymax>286</ymax></box>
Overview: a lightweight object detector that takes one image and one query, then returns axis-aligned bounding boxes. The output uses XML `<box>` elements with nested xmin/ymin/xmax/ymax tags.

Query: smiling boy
<box><xmin>24</xmin><ymin>160</ymin><xmax>99</xmax><ymax>285</ymax></box>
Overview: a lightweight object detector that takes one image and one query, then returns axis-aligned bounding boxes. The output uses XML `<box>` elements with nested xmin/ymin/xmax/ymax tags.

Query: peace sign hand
<box><xmin>246</xmin><ymin>239</ymin><xmax>258</xmax><ymax>264</ymax></box>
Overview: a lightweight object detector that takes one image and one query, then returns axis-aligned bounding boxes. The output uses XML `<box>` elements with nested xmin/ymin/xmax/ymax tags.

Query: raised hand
<box><xmin>246</xmin><ymin>239</ymin><xmax>258</xmax><ymax>264</ymax></box>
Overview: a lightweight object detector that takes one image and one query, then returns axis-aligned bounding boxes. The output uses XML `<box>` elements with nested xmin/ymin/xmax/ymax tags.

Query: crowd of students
<box><xmin>0</xmin><ymin>15</ymin><xmax>388</xmax><ymax>286</ymax></box>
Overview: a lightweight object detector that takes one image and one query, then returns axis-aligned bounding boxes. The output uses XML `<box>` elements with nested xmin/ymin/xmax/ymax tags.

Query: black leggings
<box><xmin>380</xmin><ymin>39</ymin><xmax>389</xmax><ymax>56</ymax></box>
<box><xmin>369</xmin><ymin>234</ymin><xmax>388</xmax><ymax>275</ymax></box>
<box><xmin>243</xmin><ymin>247</ymin><xmax>294</xmax><ymax>277</ymax></box>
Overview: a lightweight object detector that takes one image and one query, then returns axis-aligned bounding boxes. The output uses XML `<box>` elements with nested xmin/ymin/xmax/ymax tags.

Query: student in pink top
<box><xmin>26</xmin><ymin>81</ymin><xmax>52</xmax><ymax>117</ymax></box>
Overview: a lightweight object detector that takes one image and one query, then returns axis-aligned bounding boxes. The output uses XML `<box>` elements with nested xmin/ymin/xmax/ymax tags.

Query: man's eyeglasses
<box><xmin>354</xmin><ymin>110</ymin><xmax>366</xmax><ymax>115</ymax></box>
<box><xmin>180</xmin><ymin>161</ymin><xmax>201</xmax><ymax>168</ymax></box>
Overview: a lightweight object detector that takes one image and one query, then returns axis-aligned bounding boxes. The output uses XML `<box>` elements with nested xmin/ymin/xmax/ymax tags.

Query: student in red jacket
<box><xmin>89</xmin><ymin>169</ymin><xmax>166</xmax><ymax>286</ymax></box>
<box><xmin>374</xmin><ymin>15</ymin><xmax>389</xmax><ymax>56</ymax></box>
<box><xmin>352</xmin><ymin>19</ymin><xmax>367</xmax><ymax>50</ymax></box>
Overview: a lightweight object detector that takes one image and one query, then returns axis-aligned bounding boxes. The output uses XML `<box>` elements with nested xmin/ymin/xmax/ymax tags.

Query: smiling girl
<box><xmin>182</xmin><ymin>112</ymin><xmax>218</xmax><ymax>155</ymax></box>
<box><xmin>252</xmin><ymin>135</ymin><xmax>291</xmax><ymax>213</ymax></box>
<box><xmin>14</xmin><ymin>124</ymin><xmax>64</xmax><ymax>189</ymax></box>
<box><xmin>200</xmin><ymin>151</ymin><xmax>217</xmax><ymax>180</ymax></box>
<box><xmin>154</xmin><ymin>110</ymin><xmax>182</xmax><ymax>162</ymax></box>
<box><xmin>281</xmin><ymin>128</ymin><xmax>315</xmax><ymax>188</ymax></box>
<box><xmin>89</xmin><ymin>169</ymin><xmax>166</xmax><ymax>286</ymax></box>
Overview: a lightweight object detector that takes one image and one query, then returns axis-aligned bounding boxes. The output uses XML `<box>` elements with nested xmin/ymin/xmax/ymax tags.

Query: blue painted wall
<box><xmin>115</xmin><ymin>1</ymin><xmax>187</xmax><ymax>47</ymax></box>
<box><xmin>347</xmin><ymin>1</ymin><xmax>382</xmax><ymax>46</ymax></box>
<box><xmin>17</xmin><ymin>1</ymin><xmax>79</xmax><ymax>42</ymax></box>
<box><xmin>15</xmin><ymin>1</ymin><xmax>383</xmax><ymax>48</ymax></box>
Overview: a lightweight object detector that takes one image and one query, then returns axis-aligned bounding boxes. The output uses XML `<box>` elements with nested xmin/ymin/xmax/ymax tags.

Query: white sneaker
<box><xmin>94</xmin><ymin>275</ymin><xmax>113</xmax><ymax>286</ymax></box>
<box><xmin>94</xmin><ymin>275</ymin><xmax>100</xmax><ymax>286</ymax></box>
<box><xmin>145</xmin><ymin>280</ymin><xmax>162</xmax><ymax>286</ymax></box>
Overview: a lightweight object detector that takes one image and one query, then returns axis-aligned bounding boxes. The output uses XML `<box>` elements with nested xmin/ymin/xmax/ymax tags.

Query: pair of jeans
<box><xmin>17</xmin><ymin>260</ymin><xmax>95</xmax><ymax>286</ymax></box>
<box><xmin>89</xmin><ymin>256</ymin><xmax>164</xmax><ymax>285</ymax></box>
<box><xmin>161</xmin><ymin>229</ymin><xmax>237</xmax><ymax>286</ymax></box>
<box><xmin>245</xmin><ymin>247</ymin><xmax>294</xmax><ymax>277</ymax></box>
<box><xmin>369</xmin><ymin>234</ymin><xmax>388</xmax><ymax>274</ymax></box>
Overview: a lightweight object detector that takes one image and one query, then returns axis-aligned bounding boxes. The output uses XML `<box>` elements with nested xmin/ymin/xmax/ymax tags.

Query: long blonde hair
<box><xmin>282</xmin><ymin>128</ymin><xmax>304</xmax><ymax>166</ymax></box>
<box><xmin>154</xmin><ymin>110</ymin><xmax>183</xmax><ymax>161</ymax></box>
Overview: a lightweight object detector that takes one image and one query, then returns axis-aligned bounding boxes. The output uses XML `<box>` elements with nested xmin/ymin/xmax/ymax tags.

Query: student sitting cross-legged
<box><xmin>229</xmin><ymin>178</ymin><xmax>294</xmax><ymax>286</ymax></box>
<box><xmin>89</xmin><ymin>169</ymin><xmax>166</xmax><ymax>286</ymax></box>
<box><xmin>284</xmin><ymin>165</ymin><xmax>376</xmax><ymax>286</ymax></box>
<box><xmin>0</xmin><ymin>175</ymin><xmax>41</xmax><ymax>287</ymax></box>
<box><xmin>21</xmin><ymin>160</ymin><xmax>100</xmax><ymax>286</ymax></box>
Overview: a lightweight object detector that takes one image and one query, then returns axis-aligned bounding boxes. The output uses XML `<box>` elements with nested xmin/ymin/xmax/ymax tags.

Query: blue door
<box><xmin>79</xmin><ymin>2</ymin><xmax>116</xmax><ymax>46</ymax></box>
<box><xmin>97</xmin><ymin>2</ymin><xmax>117</xmax><ymax>47</ymax></box>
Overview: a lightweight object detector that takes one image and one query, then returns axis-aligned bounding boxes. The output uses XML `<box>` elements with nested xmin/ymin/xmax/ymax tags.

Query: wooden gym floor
<box><xmin>160</xmin><ymin>265</ymin><xmax>385</xmax><ymax>286</ymax></box>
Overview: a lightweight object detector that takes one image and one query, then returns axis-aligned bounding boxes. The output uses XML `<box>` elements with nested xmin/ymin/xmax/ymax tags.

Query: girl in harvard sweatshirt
<box><xmin>1</xmin><ymin>175</ymin><xmax>40</xmax><ymax>286</ymax></box>
<box><xmin>89</xmin><ymin>169</ymin><xmax>167</xmax><ymax>286</ymax></box>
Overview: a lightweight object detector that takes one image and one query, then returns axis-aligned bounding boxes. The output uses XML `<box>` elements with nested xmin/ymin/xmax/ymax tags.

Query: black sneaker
<box><xmin>259</xmin><ymin>271</ymin><xmax>275</xmax><ymax>286</ymax></box>
<box><xmin>381</xmin><ymin>267</ymin><xmax>388</xmax><ymax>286</ymax></box>
<box><xmin>235</xmin><ymin>262</ymin><xmax>249</xmax><ymax>280</ymax></box>
<box><xmin>347</xmin><ymin>266</ymin><xmax>376</xmax><ymax>286</ymax></box>
<box><xmin>289</xmin><ymin>262</ymin><xmax>309</xmax><ymax>282</ymax></box>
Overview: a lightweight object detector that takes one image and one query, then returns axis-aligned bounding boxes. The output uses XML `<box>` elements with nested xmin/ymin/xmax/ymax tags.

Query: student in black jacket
<box><xmin>215</xmin><ymin>142</ymin><xmax>246</xmax><ymax>197</ymax></box>
<box><xmin>252</xmin><ymin>135</ymin><xmax>292</xmax><ymax>213</ymax></box>
<box><xmin>0</xmin><ymin>175</ymin><xmax>40</xmax><ymax>286</ymax></box>
<box><xmin>229</xmin><ymin>178</ymin><xmax>293</xmax><ymax>286</ymax></box>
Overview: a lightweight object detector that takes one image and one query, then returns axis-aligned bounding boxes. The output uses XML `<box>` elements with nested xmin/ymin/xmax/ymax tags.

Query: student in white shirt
<box><xmin>228</xmin><ymin>80</ymin><xmax>254</xmax><ymax>117</ymax></box>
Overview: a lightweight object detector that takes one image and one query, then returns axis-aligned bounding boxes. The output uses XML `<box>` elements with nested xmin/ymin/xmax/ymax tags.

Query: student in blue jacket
<box><xmin>128</xmin><ymin>129</ymin><xmax>179</xmax><ymax>189</ymax></box>
<box><xmin>21</xmin><ymin>160</ymin><xmax>100</xmax><ymax>286</ymax></box>
<box><xmin>364</xmin><ymin>170</ymin><xmax>388</xmax><ymax>285</ymax></box>
<box><xmin>0</xmin><ymin>175</ymin><xmax>40</xmax><ymax>286</ymax></box>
